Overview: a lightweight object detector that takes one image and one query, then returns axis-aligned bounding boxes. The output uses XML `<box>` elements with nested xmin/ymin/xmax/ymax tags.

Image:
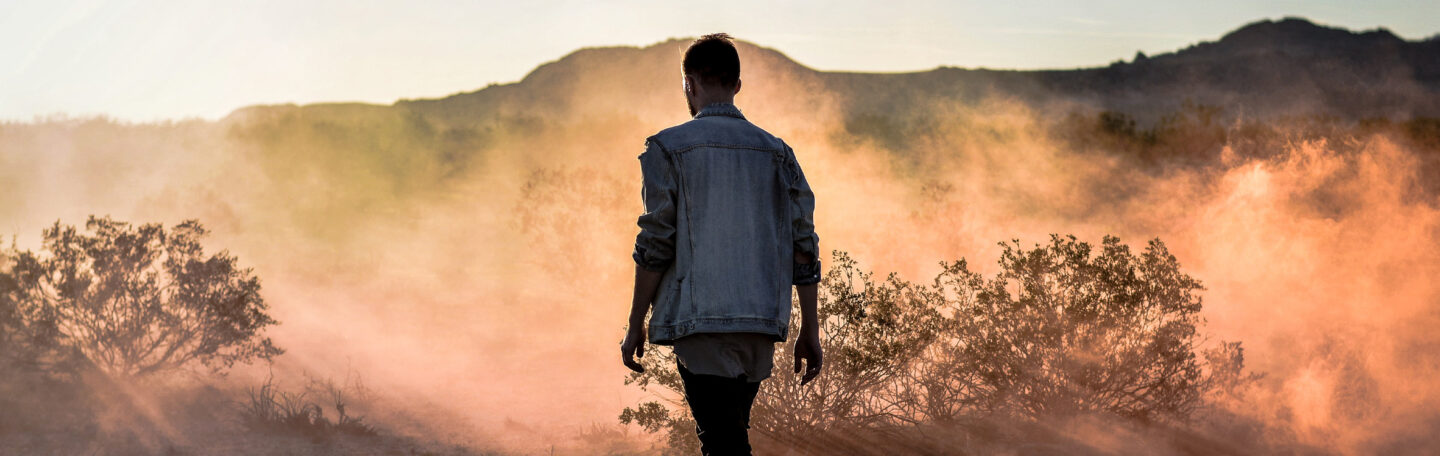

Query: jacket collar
<box><xmin>693</xmin><ymin>102</ymin><xmax>745</xmax><ymax>120</ymax></box>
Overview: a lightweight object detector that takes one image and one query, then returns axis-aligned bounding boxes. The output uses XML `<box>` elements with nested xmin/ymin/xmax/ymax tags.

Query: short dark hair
<box><xmin>683</xmin><ymin>33</ymin><xmax>740</xmax><ymax>90</ymax></box>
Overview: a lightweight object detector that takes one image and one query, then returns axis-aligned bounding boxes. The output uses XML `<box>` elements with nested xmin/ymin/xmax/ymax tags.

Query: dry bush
<box><xmin>0</xmin><ymin>215</ymin><xmax>281</xmax><ymax>380</ymax></box>
<box><xmin>621</xmin><ymin>234</ymin><xmax>1255</xmax><ymax>453</ymax></box>
<box><xmin>238</xmin><ymin>372</ymin><xmax>376</xmax><ymax>441</ymax></box>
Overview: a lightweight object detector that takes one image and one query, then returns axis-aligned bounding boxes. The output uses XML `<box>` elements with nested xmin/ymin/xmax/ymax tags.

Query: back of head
<box><xmin>683</xmin><ymin>33</ymin><xmax>740</xmax><ymax>90</ymax></box>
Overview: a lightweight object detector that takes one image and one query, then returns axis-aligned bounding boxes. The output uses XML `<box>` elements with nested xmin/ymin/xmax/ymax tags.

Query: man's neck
<box><xmin>698</xmin><ymin>99</ymin><xmax>735</xmax><ymax>109</ymax></box>
<box><xmin>692</xmin><ymin>99</ymin><xmax>737</xmax><ymax>118</ymax></box>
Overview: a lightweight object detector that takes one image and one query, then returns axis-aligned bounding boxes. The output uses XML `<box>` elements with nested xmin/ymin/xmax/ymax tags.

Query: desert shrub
<box><xmin>1059</xmin><ymin>103</ymin><xmax>1228</xmax><ymax>167</ymax></box>
<box><xmin>0</xmin><ymin>215</ymin><xmax>282</xmax><ymax>379</ymax></box>
<box><xmin>752</xmin><ymin>250</ymin><xmax>945</xmax><ymax>445</ymax></box>
<box><xmin>618</xmin><ymin>373</ymin><xmax>701</xmax><ymax>455</ymax></box>
<box><xmin>621</xmin><ymin>234</ymin><xmax>1253</xmax><ymax>452</ymax></box>
<box><xmin>239</xmin><ymin>372</ymin><xmax>376</xmax><ymax>441</ymax></box>
<box><xmin>927</xmin><ymin>234</ymin><xmax>1217</xmax><ymax>420</ymax></box>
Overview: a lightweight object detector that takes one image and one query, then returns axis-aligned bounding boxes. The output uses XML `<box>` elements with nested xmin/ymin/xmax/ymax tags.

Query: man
<box><xmin>619</xmin><ymin>33</ymin><xmax>823</xmax><ymax>455</ymax></box>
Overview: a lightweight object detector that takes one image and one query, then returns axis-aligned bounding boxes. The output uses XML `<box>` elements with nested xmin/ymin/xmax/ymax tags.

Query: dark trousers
<box><xmin>676</xmin><ymin>359</ymin><xmax>762</xmax><ymax>455</ymax></box>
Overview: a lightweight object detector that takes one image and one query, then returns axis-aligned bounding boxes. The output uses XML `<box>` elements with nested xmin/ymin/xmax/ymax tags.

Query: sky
<box><xmin>2</xmin><ymin>0</ymin><xmax>1436</xmax><ymax>122</ymax></box>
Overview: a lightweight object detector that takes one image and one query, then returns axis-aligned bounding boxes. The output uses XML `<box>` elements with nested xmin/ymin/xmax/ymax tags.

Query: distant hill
<box><xmin>1024</xmin><ymin>17</ymin><xmax>1440</xmax><ymax>119</ymax></box>
<box><xmin>203</xmin><ymin>17</ymin><xmax>1440</xmax><ymax>211</ymax></box>
<box><xmin>301</xmin><ymin>16</ymin><xmax>1439</xmax><ymax>133</ymax></box>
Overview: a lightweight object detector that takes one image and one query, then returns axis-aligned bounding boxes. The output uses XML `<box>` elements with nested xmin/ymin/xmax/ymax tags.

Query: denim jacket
<box><xmin>632</xmin><ymin>102</ymin><xmax>821</xmax><ymax>346</ymax></box>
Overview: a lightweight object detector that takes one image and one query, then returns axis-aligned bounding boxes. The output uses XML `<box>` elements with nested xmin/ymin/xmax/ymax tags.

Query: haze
<box><xmin>4</xmin><ymin>7</ymin><xmax>1440</xmax><ymax>455</ymax></box>
<box><xmin>3</xmin><ymin>0</ymin><xmax>1438</xmax><ymax>121</ymax></box>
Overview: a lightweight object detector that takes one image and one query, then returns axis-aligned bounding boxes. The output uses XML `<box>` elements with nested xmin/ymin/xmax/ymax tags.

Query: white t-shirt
<box><xmin>671</xmin><ymin>332</ymin><xmax>776</xmax><ymax>383</ymax></box>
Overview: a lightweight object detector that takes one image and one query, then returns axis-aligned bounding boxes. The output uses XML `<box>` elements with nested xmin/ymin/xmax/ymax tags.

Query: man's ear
<box><xmin>732</xmin><ymin>78</ymin><xmax>742</xmax><ymax>96</ymax></box>
<box><xmin>684</xmin><ymin>75</ymin><xmax>695</xmax><ymax>97</ymax></box>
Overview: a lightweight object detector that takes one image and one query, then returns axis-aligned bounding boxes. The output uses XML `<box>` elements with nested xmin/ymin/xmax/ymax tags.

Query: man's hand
<box><xmin>623</xmin><ymin>264</ymin><xmax>664</xmax><ymax>374</ymax></box>
<box><xmin>620</xmin><ymin>324</ymin><xmax>647</xmax><ymax>373</ymax></box>
<box><xmin>793</xmin><ymin>328</ymin><xmax>823</xmax><ymax>385</ymax></box>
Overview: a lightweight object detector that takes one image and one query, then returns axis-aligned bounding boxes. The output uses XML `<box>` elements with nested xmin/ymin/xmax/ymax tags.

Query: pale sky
<box><xmin>2</xmin><ymin>0</ymin><xmax>1435</xmax><ymax>122</ymax></box>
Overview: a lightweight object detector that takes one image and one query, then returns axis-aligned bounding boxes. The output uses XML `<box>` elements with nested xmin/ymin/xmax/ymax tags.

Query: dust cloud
<box><xmin>2</xmin><ymin>39</ymin><xmax>1438</xmax><ymax>454</ymax></box>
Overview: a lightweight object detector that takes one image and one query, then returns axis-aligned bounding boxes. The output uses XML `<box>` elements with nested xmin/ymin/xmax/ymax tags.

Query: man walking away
<box><xmin>620</xmin><ymin>33</ymin><xmax>824</xmax><ymax>455</ymax></box>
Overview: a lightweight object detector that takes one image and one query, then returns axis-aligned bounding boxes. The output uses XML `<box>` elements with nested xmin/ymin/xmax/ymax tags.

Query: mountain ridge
<box><xmin>224</xmin><ymin>17</ymin><xmax>1440</xmax><ymax>127</ymax></box>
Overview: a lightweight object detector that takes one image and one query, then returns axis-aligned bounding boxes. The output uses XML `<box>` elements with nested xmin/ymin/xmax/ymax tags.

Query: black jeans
<box><xmin>676</xmin><ymin>359</ymin><xmax>762</xmax><ymax>455</ymax></box>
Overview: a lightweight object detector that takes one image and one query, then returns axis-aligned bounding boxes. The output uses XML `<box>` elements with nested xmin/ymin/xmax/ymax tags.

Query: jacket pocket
<box><xmin>676</xmin><ymin>273</ymin><xmax>697</xmax><ymax>319</ymax></box>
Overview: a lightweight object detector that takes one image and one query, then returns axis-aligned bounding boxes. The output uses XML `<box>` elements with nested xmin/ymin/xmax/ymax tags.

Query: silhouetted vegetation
<box><xmin>239</xmin><ymin>372</ymin><xmax>377</xmax><ymax>442</ymax></box>
<box><xmin>0</xmin><ymin>218</ymin><xmax>418</xmax><ymax>451</ymax></box>
<box><xmin>1057</xmin><ymin>102</ymin><xmax>1228</xmax><ymax>168</ymax></box>
<box><xmin>622</xmin><ymin>235</ymin><xmax>1255</xmax><ymax>454</ymax></box>
<box><xmin>1052</xmin><ymin>105</ymin><xmax>1440</xmax><ymax>196</ymax></box>
<box><xmin>0</xmin><ymin>215</ymin><xmax>281</xmax><ymax>380</ymax></box>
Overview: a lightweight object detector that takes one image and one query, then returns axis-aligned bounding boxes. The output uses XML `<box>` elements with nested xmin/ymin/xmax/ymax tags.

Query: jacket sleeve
<box><xmin>782</xmin><ymin>143</ymin><xmax>822</xmax><ymax>285</ymax></box>
<box><xmin>632</xmin><ymin>138</ymin><xmax>679</xmax><ymax>272</ymax></box>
